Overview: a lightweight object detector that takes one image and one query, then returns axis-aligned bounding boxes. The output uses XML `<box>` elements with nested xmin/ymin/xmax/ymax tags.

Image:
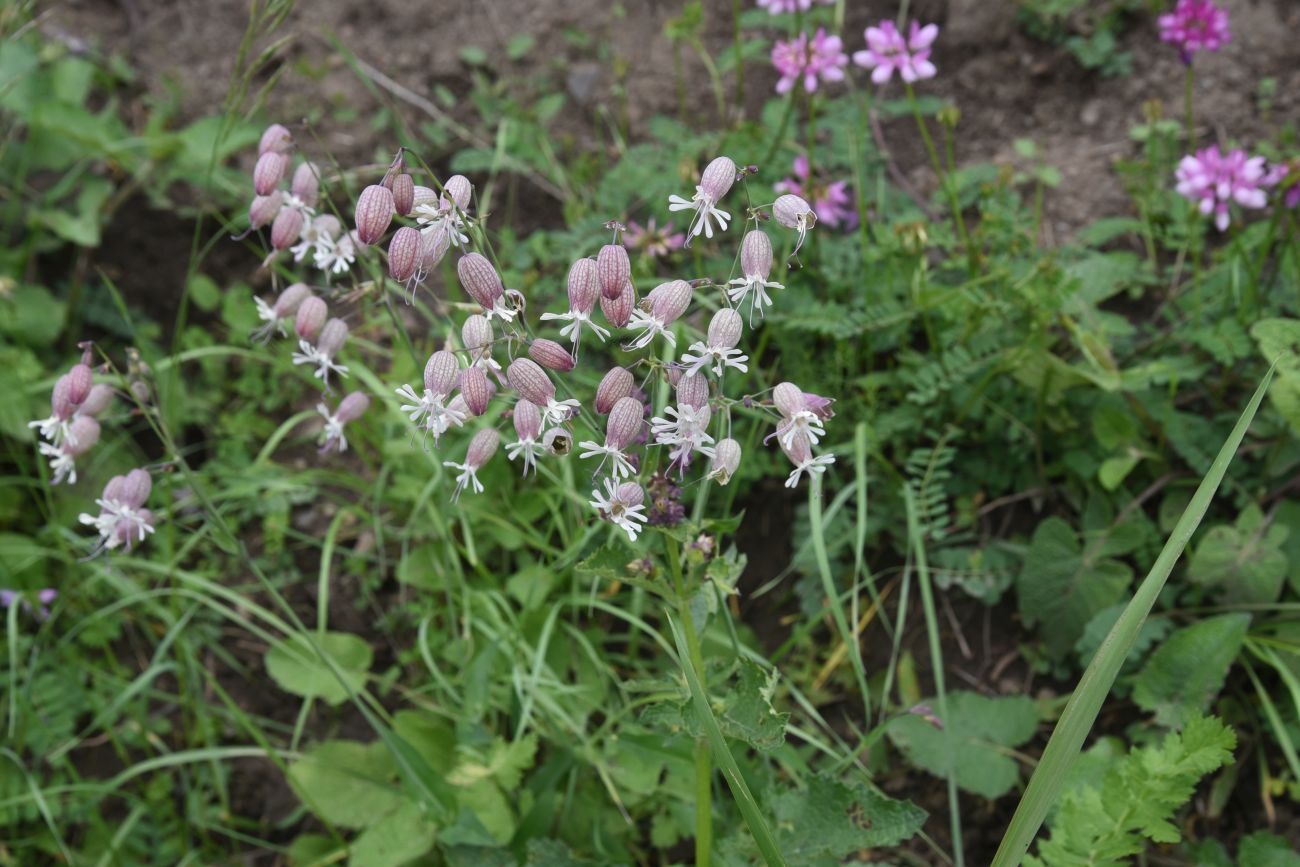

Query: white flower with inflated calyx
<box><xmin>292</xmin><ymin>317</ymin><xmax>351</xmax><ymax>390</ymax></box>
<box><xmin>507</xmin><ymin>358</ymin><xmax>579</xmax><ymax>428</ymax></box>
<box><xmin>578</xmin><ymin>396</ymin><xmax>643</xmax><ymax>481</ymax></box>
<box><xmin>727</xmin><ymin>229</ymin><xmax>785</xmax><ymax>323</ymax></box>
<box><xmin>540</xmin><ymin>258</ymin><xmax>610</xmax><ymax>354</ymax></box>
<box><xmin>396</xmin><ymin>350</ymin><xmax>467</xmax><ymax>446</ymax></box>
<box><xmin>626</xmin><ymin>280</ymin><xmax>692</xmax><ymax>351</ymax></box>
<box><xmin>506</xmin><ymin>399</ymin><xmax>545</xmax><ymax>477</ymax></box>
<box><xmin>443</xmin><ymin>428</ymin><xmax>499</xmax><ymax>502</ymax></box>
<box><xmin>772</xmin><ymin>381</ymin><xmax>825</xmax><ymax>449</ymax></box>
<box><xmin>681</xmin><ymin>308</ymin><xmax>749</xmax><ymax>379</ymax></box>
<box><xmin>590</xmin><ymin>478</ymin><xmax>648</xmax><ymax>542</ymax></box>
<box><xmin>668</xmin><ymin>156</ymin><xmax>736</xmax><ymax>243</ymax></box>
<box><xmin>457</xmin><ymin>252</ymin><xmax>516</xmax><ymax>323</ymax></box>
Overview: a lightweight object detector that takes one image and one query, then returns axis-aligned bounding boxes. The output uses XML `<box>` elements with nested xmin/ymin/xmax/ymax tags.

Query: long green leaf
<box><xmin>990</xmin><ymin>367</ymin><xmax>1274</xmax><ymax>867</ymax></box>
<box><xmin>669</xmin><ymin>615</ymin><xmax>788</xmax><ymax>867</ymax></box>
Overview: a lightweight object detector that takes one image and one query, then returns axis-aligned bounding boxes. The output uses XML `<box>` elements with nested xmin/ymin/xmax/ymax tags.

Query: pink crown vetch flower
<box><xmin>1158</xmin><ymin>0</ymin><xmax>1230</xmax><ymax>64</ymax></box>
<box><xmin>1175</xmin><ymin>145</ymin><xmax>1267</xmax><ymax>231</ymax></box>
<box><xmin>852</xmin><ymin>20</ymin><xmax>939</xmax><ymax>84</ymax></box>
<box><xmin>774</xmin><ymin>155</ymin><xmax>857</xmax><ymax>230</ymax></box>
<box><xmin>756</xmin><ymin>0</ymin><xmax>833</xmax><ymax>14</ymax></box>
<box><xmin>623</xmin><ymin>218</ymin><xmax>685</xmax><ymax>258</ymax></box>
<box><xmin>772</xmin><ymin>28</ymin><xmax>848</xmax><ymax>95</ymax></box>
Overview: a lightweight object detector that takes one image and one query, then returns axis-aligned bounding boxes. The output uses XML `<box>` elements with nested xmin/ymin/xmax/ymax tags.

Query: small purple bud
<box><xmin>442</xmin><ymin>175</ymin><xmax>473</xmax><ymax>212</ymax></box>
<box><xmin>273</xmin><ymin>283</ymin><xmax>313</xmax><ymax>319</ymax></box>
<box><xmin>465</xmin><ymin>427</ymin><xmax>500</xmax><ymax>469</ymax></box>
<box><xmin>390</xmin><ymin>173</ymin><xmax>415</xmax><ymax>217</ymax></box>
<box><xmin>295</xmin><ymin>297</ymin><xmax>328</xmax><ymax>341</ymax></box>
<box><xmin>65</xmin><ymin>364</ymin><xmax>93</xmax><ymax>407</ymax></box>
<box><xmin>528</xmin><ymin>339</ymin><xmax>576</xmax><ymax>372</ymax></box>
<box><xmin>249</xmin><ymin>192</ymin><xmax>283</xmax><ymax>230</ymax></box>
<box><xmin>649</xmin><ymin>279</ymin><xmax>692</xmax><ymax>325</ymax></box>
<box><xmin>506</xmin><ymin>357</ymin><xmax>555</xmax><ymax>406</ymax></box>
<box><xmin>740</xmin><ymin>229</ymin><xmax>774</xmax><ymax>278</ymax></box>
<box><xmin>773</xmin><ymin>382</ymin><xmax>804</xmax><ymax>418</ymax></box>
<box><xmin>387</xmin><ymin>227</ymin><xmax>422</xmax><ymax>283</ymax></box>
<box><xmin>707</xmin><ymin>308</ymin><xmax>743</xmax><ymax>349</ymax></box>
<box><xmin>424</xmin><ymin>350</ymin><xmax>460</xmax><ymax>397</ymax></box>
<box><xmin>457</xmin><ymin>252</ymin><xmax>505</xmax><ymax>310</ymax></box>
<box><xmin>676</xmin><ymin>373</ymin><xmax>709</xmax><ymax>410</ymax></box>
<box><xmin>566</xmin><ymin>257</ymin><xmax>599</xmax><ymax>313</ymax></box>
<box><xmin>700</xmin><ymin>156</ymin><xmax>737</xmax><ymax>202</ymax></box>
<box><xmin>606</xmin><ymin>396</ymin><xmax>644</xmax><ymax>451</ymax></box>
<box><xmin>258</xmin><ymin>123</ymin><xmax>293</xmax><ymax>156</ymax></box>
<box><xmin>78</xmin><ymin>384</ymin><xmax>115</xmax><ymax>417</ymax></box>
<box><xmin>513</xmin><ymin>399</ymin><xmax>542</xmax><ymax>441</ymax></box>
<box><xmin>595</xmin><ymin>367</ymin><xmax>634</xmax><ymax>414</ymax></box>
<box><xmin>253</xmin><ymin>151</ymin><xmax>288</xmax><ymax>196</ymax></box>
<box><xmin>802</xmin><ymin>391</ymin><xmax>836</xmax><ymax>420</ymax></box>
<box><xmin>291</xmin><ymin>162</ymin><xmax>320</xmax><ymax>208</ymax></box>
<box><xmin>317</xmin><ymin>318</ymin><xmax>349</xmax><ymax>359</ymax></box>
<box><xmin>708</xmin><ymin>438</ymin><xmax>741</xmax><ymax>485</ymax></box>
<box><xmin>336</xmin><ymin>391</ymin><xmax>370</xmax><ymax>424</ymax></box>
<box><xmin>355</xmin><ymin>184</ymin><xmax>395</xmax><ymax>245</ymax></box>
<box><xmin>600</xmin><ymin>280</ymin><xmax>636</xmax><ymax>329</ymax></box>
<box><xmin>597</xmin><ymin>243</ymin><xmax>631</xmax><ymax>300</ymax></box>
<box><xmin>459</xmin><ymin>366</ymin><xmax>493</xmax><ymax>416</ymax></box>
<box><xmin>270</xmin><ymin>206</ymin><xmax>305</xmax><ymax>251</ymax></box>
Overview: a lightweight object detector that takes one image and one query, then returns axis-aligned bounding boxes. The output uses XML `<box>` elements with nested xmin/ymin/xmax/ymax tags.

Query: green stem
<box><xmin>906</xmin><ymin>83</ymin><xmax>975</xmax><ymax>272</ymax></box>
<box><xmin>1183</xmin><ymin>64</ymin><xmax>1196</xmax><ymax>149</ymax></box>
<box><xmin>666</xmin><ymin>534</ymin><xmax>712</xmax><ymax>867</ymax></box>
<box><xmin>732</xmin><ymin>0</ymin><xmax>745</xmax><ymax>118</ymax></box>
<box><xmin>809</xmin><ymin>474</ymin><xmax>871</xmax><ymax>719</ymax></box>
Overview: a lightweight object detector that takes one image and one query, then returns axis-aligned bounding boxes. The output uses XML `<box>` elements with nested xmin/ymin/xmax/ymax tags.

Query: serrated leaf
<box><xmin>772</xmin><ymin>775</ymin><xmax>926</xmax><ymax>859</ymax></box>
<box><xmin>265</xmin><ymin>631</ymin><xmax>373</xmax><ymax>706</ymax></box>
<box><xmin>287</xmin><ymin>740</ymin><xmax>404</xmax><ymax>828</ymax></box>
<box><xmin>1250</xmin><ymin>318</ymin><xmax>1300</xmax><ymax>376</ymax></box>
<box><xmin>887</xmin><ymin>691</ymin><xmax>1039</xmax><ymax>799</ymax></box>
<box><xmin>1017</xmin><ymin>518</ymin><xmax>1133</xmax><ymax>660</ymax></box>
<box><xmin>650</xmin><ymin>659</ymin><xmax>790</xmax><ymax>752</ymax></box>
<box><xmin>1132</xmin><ymin>614</ymin><xmax>1250</xmax><ymax>728</ymax></box>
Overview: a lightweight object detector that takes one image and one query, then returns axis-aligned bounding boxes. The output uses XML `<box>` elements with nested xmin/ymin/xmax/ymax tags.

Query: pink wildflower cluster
<box><xmin>755</xmin><ymin>0</ymin><xmax>834</xmax><ymax>14</ymax></box>
<box><xmin>775</xmin><ymin>155</ymin><xmax>856</xmax><ymax>231</ymax></box>
<box><xmin>1158</xmin><ymin>0</ymin><xmax>1231</xmax><ymax>64</ymax></box>
<box><xmin>623</xmin><ymin>219</ymin><xmax>685</xmax><ymax>259</ymax></box>
<box><xmin>1175</xmin><ymin>145</ymin><xmax>1268</xmax><ymax>230</ymax></box>
<box><xmin>853</xmin><ymin>20</ymin><xmax>939</xmax><ymax>84</ymax></box>
<box><xmin>771</xmin><ymin>28</ymin><xmax>847</xmax><ymax>94</ymax></box>
<box><xmin>1264</xmin><ymin>161</ymin><xmax>1300</xmax><ymax>211</ymax></box>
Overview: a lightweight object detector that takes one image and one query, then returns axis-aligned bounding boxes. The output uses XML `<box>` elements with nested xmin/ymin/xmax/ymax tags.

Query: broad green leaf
<box><xmin>392</xmin><ymin>711</ymin><xmax>456</xmax><ymax>771</ymax></box>
<box><xmin>772</xmin><ymin>775</ymin><xmax>926</xmax><ymax>860</ymax></box>
<box><xmin>448</xmin><ymin>734</ymin><xmax>538</xmax><ymax>791</ymax></box>
<box><xmin>1250</xmin><ymin>318</ymin><xmax>1300</xmax><ymax>376</ymax></box>
<box><xmin>349</xmin><ymin>801</ymin><xmax>437</xmax><ymax>867</ymax></box>
<box><xmin>1132</xmin><ymin>614</ymin><xmax>1250</xmax><ymax>728</ymax></box>
<box><xmin>265</xmin><ymin>631</ymin><xmax>373</xmax><ymax>706</ymax></box>
<box><xmin>1074</xmin><ymin>604</ymin><xmax>1172</xmax><ymax>670</ymax></box>
<box><xmin>1017</xmin><ymin>517</ymin><xmax>1133</xmax><ymax>660</ymax></box>
<box><xmin>887</xmin><ymin>691</ymin><xmax>1039</xmax><ymax>799</ymax></box>
<box><xmin>647</xmin><ymin>659</ymin><xmax>790</xmax><ymax>753</ymax></box>
<box><xmin>1</xmin><ymin>284</ymin><xmax>67</xmax><ymax>348</ymax></box>
<box><xmin>1238</xmin><ymin>831</ymin><xmax>1300</xmax><ymax>867</ymax></box>
<box><xmin>287</xmin><ymin>740</ymin><xmax>404</xmax><ymax>828</ymax></box>
<box><xmin>524</xmin><ymin>839</ymin><xmax>604</xmax><ymax>865</ymax></box>
<box><xmin>1187</xmin><ymin>506</ymin><xmax>1288</xmax><ymax>604</ymax></box>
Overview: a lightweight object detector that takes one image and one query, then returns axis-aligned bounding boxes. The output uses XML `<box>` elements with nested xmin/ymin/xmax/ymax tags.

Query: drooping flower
<box><xmin>771</xmin><ymin>381</ymin><xmax>826</xmax><ymax>449</ymax></box>
<box><xmin>781</xmin><ymin>430</ymin><xmax>836</xmax><ymax>488</ymax></box>
<box><xmin>78</xmin><ymin>468</ymin><xmax>155</xmax><ymax>553</ymax></box>
<box><xmin>29</xmin><ymin>365</ymin><xmax>92</xmax><ymax>446</ymax></box>
<box><xmin>1175</xmin><ymin>145</ymin><xmax>1268</xmax><ymax>231</ymax></box>
<box><xmin>707</xmin><ymin>438</ymin><xmax>742</xmax><ymax>485</ymax></box>
<box><xmin>589</xmin><ymin>478</ymin><xmax>648</xmax><ymax>542</ymax></box>
<box><xmin>852</xmin><ymin>20</ymin><xmax>939</xmax><ymax>84</ymax></box>
<box><xmin>506</xmin><ymin>358</ymin><xmax>581</xmax><ymax>428</ymax></box>
<box><xmin>40</xmin><ymin>415</ymin><xmax>99</xmax><ymax>484</ymax></box>
<box><xmin>1158</xmin><ymin>0</ymin><xmax>1230</xmax><ymax>64</ymax></box>
<box><xmin>396</xmin><ymin>350</ymin><xmax>467</xmax><ymax>446</ymax></box>
<box><xmin>443</xmin><ymin>428</ymin><xmax>500</xmax><ymax>502</ymax></box>
<box><xmin>253</xmin><ymin>282</ymin><xmax>313</xmax><ymax>342</ymax></box>
<box><xmin>626</xmin><ymin>280</ymin><xmax>692</xmax><ymax>351</ymax></box>
<box><xmin>623</xmin><ymin>218</ymin><xmax>685</xmax><ymax>258</ymax></box>
<box><xmin>540</xmin><ymin>258</ymin><xmax>612</xmax><ymax>356</ymax></box>
<box><xmin>667</xmin><ymin>156</ymin><xmax>736</xmax><ymax>243</ymax></box>
<box><xmin>772</xmin><ymin>193</ymin><xmax>817</xmax><ymax>255</ymax></box>
<box><xmin>578</xmin><ymin>395</ymin><xmax>644</xmax><ymax>481</ymax></box>
<box><xmin>772</xmin><ymin>28</ymin><xmax>848</xmax><ymax>94</ymax></box>
<box><xmin>457</xmin><ymin>253</ymin><xmax>517</xmax><ymax>323</ymax></box>
<box><xmin>728</xmin><ymin>230</ymin><xmax>786</xmax><ymax>323</ymax></box>
<box><xmin>774</xmin><ymin>155</ymin><xmax>857</xmax><ymax>230</ymax></box>
<box><xmin>505</xmin><ymin>399</ymin><xmax>545</xmax><ymax>477</ymax></box>
<box><xmin>680</xmin><ymin>308</ymin><xmax>750</xmax><ymax>379</ymax></box>
<box><xmin>292</xmin><ymin>317</ymin><xmax>351</xmax><ymax>389</ymax></box>
<box><xmin>318</xmin><ymin>391</ymin><xmax>369</xmax><ymax>453</ymax></box>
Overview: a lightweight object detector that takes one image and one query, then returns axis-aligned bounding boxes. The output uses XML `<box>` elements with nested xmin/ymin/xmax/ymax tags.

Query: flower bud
<box><xmin>615</xmin><ymin>482</ymin><xmax>646</xmax><ymax>508</ymax></box>
<box><xmin>286</xmin><ymin>166</ymin><xmax>314</xmax><ymax>209</ymax></box>
<box><xmin>421</xmin><ymin>226</ymin><xmax>451</xmax><ymax>271</ymax></box>
<box><xmin>802</xmin><ymin>391</ymin><xmax>836</xmax><ymax>420</ymax></box>
<box><xmin>253</xmin><ymin>151</ymin><xmax>288</xmax><ymax>196</ymax></box>
<box><xmin>270</xmin><ymin>206</ymin><xmax>305</xmax><ymax>251</ymax></box>
<box><xmin>317</xmin><ymin>318</ymin><xmax>349</xmax><ymax>358</ymax></box>
<box><xmin>600</xmin><ymin>280</ymin><xmax>636</xmax><ymax>329</ymax></box>
<box><xmin>708</xmin><ymin>438</ymin><xmax>741</xmax><ymax>485</ymax></box>
<box><xmin>459</xmin><ymin>366</ymin><xmax>493</xmax><ymax>416</ymax></box>
<box><xmin>528</xmin><ymin>338</ymin><xmax>576</xmax><ymax>372</ymax></box>
<box><xmin>295</xmin><ymin>296</ymin><xmax>328</xmax><ymax>341</ymax></box>
<box><xmin>443</xmin><ymin>175</ymin><xmax>472</xmax><ymax>212</ymax></box>
<box><xmin>336</xmin><ymin>391</ymin><xmax>370</xmax><ymax>424</ymax></box>
<box><xmin>707</xmin><ymin>307</ymin><xmax>743</xmax><ymax>349</ymax></box>
<box><xmin>412</xmin><ymin>185</ymin><xmax>439</xmax><ymax>210</ymax></box>
<box><xmin>597</xmin><ymin>243</ymin><xmax>630</xmax><ymax>300</ymax></box>
<box><xmin>387</xmin><ymin>227</ymin><xmax>422</xmax><ymax>283</ymax></box>
<box><xmin>739</xmin><ymin>229</ymin><xmax>773</xmax><ymax>278</ymax></box>
<box><xmin>457</xmin><ymin>253</ymin><xmax>504</xmax><ymax>310</ymax></box>
<box><xmin>542</xmin><ymin>427</ymin><xmax>572</xmax><ymax>456</ymax></box>
<box><xmin>102</xmin><ymin>473</ymin><xmax>128</xmax><ymax>504</ymax></box>
<box><xmin>273</xmin><ymin>283</ymin><xmax>313</xmax><ymax>319</ymax></box>
<box><xmin>258</xmin><ymin>123</ymin><xmax>293</xmax><ymax>156</ymax></box>
<box><xmin>462</xmin><ymin>315</ymin><xmax>493</xmax><ymax>356</ymax></box>
<box><xmin>314</xmin><ymin>214</ymin><xmax>343</xmax><ymax>240</ymax></box>
<box><xmin>514</xmin><ymin>399</ymin><xmax>542</xmax><ymax>441</ymax></box>
<box><xmin>465</xmin><ymin>427</ymin><xmax>500</xmax><ymax>469</ymax></box>
<box><xmin>773</xmin><ymin>381</ymin><xmax>804</xmax><ymax>418</ymax></box>
<box><xmin>65</xmin><ymin>416</ymin><xmax>100</xmax><ymax>456</ymax></box>
<box><xmin>700</xmin><ymin>156</ymin><xmax>737</xmax><ymax>202</ymax></box>
<box><xmin>677</xmin><ymin>373</ymin><xmax>708</xmax><ymax>410</ymax></box>
<box><xmin>649</xmin><ymin>279</ymin><xmax>692</xmax><ymax>325</ymax></box>
<box><xmin>79</xmin><ymin>384</ymin><xmax>115</xmax><ymax>417</ymax></box>
<box><xmin>566</xmin><ymin>257</ymin><xmax>599</xmax><ymax>312</ymax></box>
<box><xmin>424</xmin><ymin>350</ymin><xmax>460</xmax><ymax>397</ymax></box>
<box><xmin>773</xmin><ymin>194</ymin><xmax>815</xmax><ymax>231</ymax></box>
<box><xmin>390</xmin><ymin>173</ymin><xmax>415</xmax><ymax>217</ymax></box>
<box><xmin>355</xmin><ymin>184</ymin><xmax>395</xmax><ymax>245</ymax></box>
<box><xmin>249</xmin><ymin>192</ymin><xmax>283</xmax><ymax>230</ymax></box>
<box><xmin>506</xmin><ymin>357</ymin><xmax>555</xmax><ymax>406</ymax></box>
<box><xmin>66</xmin><ymin>364</ymin><xmax>93</xmax><ymax>407</ymax></box>
<box><xmin>121</xmin><ymin>468</ymin><xmax>153</xmax><ymax>509</ymax></box>
<box><xmin>595</xmin><ymin>367</ymin><xmax>634</xmax><ymax>414</ymax></box>
<box><xmin>606</xmin><ymin>396</ymin><xmax>644</xmax><ymax>450</ymax></box>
